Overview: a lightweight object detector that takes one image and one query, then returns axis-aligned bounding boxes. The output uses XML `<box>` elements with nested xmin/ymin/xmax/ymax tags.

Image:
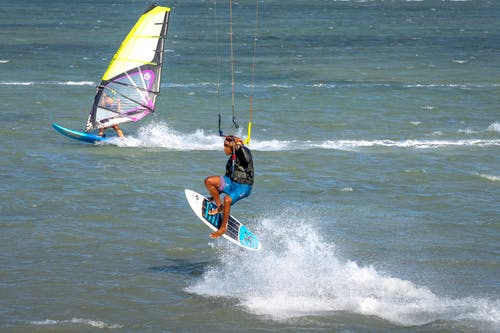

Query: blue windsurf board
<box><xmin>52</xmin><ymin>123</ymin><xmax>107</xmax><ymax>144</ymax></box>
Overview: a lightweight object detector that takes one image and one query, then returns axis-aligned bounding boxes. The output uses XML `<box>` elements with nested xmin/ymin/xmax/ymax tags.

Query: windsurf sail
<box><xmin>85</xmin><ymin>4</ymin><xmax>170</xmax><ymax>133</ymax></box>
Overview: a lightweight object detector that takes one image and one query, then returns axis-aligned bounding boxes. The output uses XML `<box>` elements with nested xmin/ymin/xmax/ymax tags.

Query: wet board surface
<box><xmin>52</xmin><ymin>123</ymin><xmax>107</xmax><ymax>144</ymax></box>
<box><xmin>184</xmin><ymin>189</ymin><xmax>261</xmax><ymax>251</ymax></box>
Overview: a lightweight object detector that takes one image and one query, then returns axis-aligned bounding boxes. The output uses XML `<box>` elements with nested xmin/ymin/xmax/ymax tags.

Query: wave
<box><xmin>110</xmin><ymin>122</ymin><xmax>222</xmax><ymax>150</ymax></box>
<box><xmin>58</xmin><ymin>81</ymin><xmax>95</xmax><ymax>86</ymax></box>
<box><xmin>0</xmin><ymin>80</ymin><xmax>94</xmax><ymax>86</ymax></box>
<box><xmin>475</xmin><ymin>173</ymin><xmax>500</xmax><ymax>182</ymax></box>
<box><xmin>186</xmin><ymin>212</ymin><xmax>500</xmax><ymax>330</ymax></box>
<box><xmin>306</xmin><ymin>82</ymin><xmax>499</xmax><ymax>89</ymax></box>
<box><xmin>166</xmin><ymin>82</ymin><xmax>218</xmax><ymax>88</ymax></box>
<box><xmin>486</xmin><ymin>122</ymin><xmax>500</xmax><ymax>133</ymax></box>
<box><xmin>0</xmin><ymin>81</ymin><xmax>35</xmax><ymax>86</ymax></box>
<box><xmin>2</xmin><ymin>79</ymin><xmax>498</xmax><ymax>90</ymax></box>
<box><xmin>29</xmin><ymin>317</ymin><xmax>121</xmax><ymax>329</ymax></box>
<box><xmin>266</xmin><ymin>82</ymin><xmax>498</xmax><ymax>90</ymax></box>
<box><xmin>316</xmin><ymin>139</ymin><xmax>500</xmax><ymax>150</ymax></box>
<box><xmin>458</xmin><ymin>122</ymin><xmax>500</xmax><ymax>135</ymax></box>
<box><xmin>110</xmin><ymin>122</ymin><xmax>500</xmax><ymax>150</ymax></box>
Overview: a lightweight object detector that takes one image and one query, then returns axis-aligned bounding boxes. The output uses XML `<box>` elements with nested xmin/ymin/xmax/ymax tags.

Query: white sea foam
<box><xmin>2</xmin><ymin>79</ymin><xmax>496</xmax><ymax>90</ymax></box>
<box><xmin>112</xmin><ymin>122</ymin><xmax>222</xmax><ymax>149</ymax></box>
<box><xmin>186</xmin><ymin>213</ymin><xmax>500</xmax><ymax>328</ymax></box>
<box><xmin>0</xmin><ymin>81</ymin><xmax>34</xmax><ymax>86</ymax></box>
<box><xmin>112</xmin><ymin>122</ymin><xmax>500</xmax><ymax>150</ymax></box>
<box><xmin>58</xmin><ymin>81</ymin><xmax>94</xmax><ymax>86</ymax></box>
<box><xmin>486</xmin><ymin>122</ymin><xmax>500</xmax><ymax>133</ymax></box>
<box><xmin>422</xmin><ymin>105</ymin><xmax>436</xmax><ymax>111</ymax></box>
<box><xmin>317</xmin><ymin>139</ymin><xmax>500</xmax><ymax>150</ymax></box>
<box><xmin>458</xmin><ymin>128</ymin><xmax>476</xmax><ymax>134</ymax></box>
<box><xmin>270</xmin><ymin>83</ymin><xmax>291</xmax><ymax>88</ymax></box>
<box><xmin>30</xmin><ymin>317</ymin><xmax>121</xmax><ymax>329</ymax></box>
<box><xmin>0</xmin><ymin>80</ymin><xmax>94</xmax><ymax>86</ymax></box>
<box><xmin>0</xmin><ymin>59</ymin><xmax>9</xmax><ymax>63</ymax></box>
<box><xmin>476</xmin><ymin>173</ymin><xmax>500</xmax><ymax>182</ymax></box>
<box><xmin>166</xmin><ymin>82</ymin><xmax>217</xmax><ymax>88</ymax></box>
<box><xmin>405</xmin><ymin>83</ymin><xmax>469</xmax><ymax>88</ymax></box>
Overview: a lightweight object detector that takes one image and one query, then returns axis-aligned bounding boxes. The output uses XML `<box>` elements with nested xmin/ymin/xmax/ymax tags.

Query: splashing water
<box><xmin>30</xmin><ymin>318</ymin><xmax>122</xmax><ymax>329</ymax></box>
<box><xmin>486</xmin><ymin>122</ymin><xmax>500</xmax><ymax>133</ymax></box>
<box><xmin>111</xmin><ymin>122</ymin><xmax>500</xmax><ymax>151</ymax></box>
<box><xmin>109</xmin><ymin>122</ymin><xmax>220</xmax><ymax>149</ymax></box>
<box><xmin>187</xmin><ymin>211</ymin><xmax>500</xmax><ymax>329</ymax></box>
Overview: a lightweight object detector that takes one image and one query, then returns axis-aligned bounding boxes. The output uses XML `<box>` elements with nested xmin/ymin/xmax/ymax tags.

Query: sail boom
<box><xmin>99</xmin><ymin>81</ymin><xmax>160</xmax><ymax>95</ymax></box>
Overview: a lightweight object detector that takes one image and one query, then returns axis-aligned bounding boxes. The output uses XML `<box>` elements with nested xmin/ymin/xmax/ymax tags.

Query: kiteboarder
<box><xmin>204</xmin><ymin>135</ymin><xmax>254</xmax><ymax>238</ymax></box>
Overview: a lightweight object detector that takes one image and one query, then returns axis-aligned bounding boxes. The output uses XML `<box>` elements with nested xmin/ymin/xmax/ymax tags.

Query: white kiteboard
<box><xmin>184</xmin><ymin>189</ymin><xmax>261</xmax><ymax>251</ymax></box>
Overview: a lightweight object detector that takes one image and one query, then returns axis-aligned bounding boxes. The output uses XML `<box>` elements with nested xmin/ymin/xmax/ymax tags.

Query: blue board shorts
<box><xmin>218</xmin><ymin>176</ymin><xmax>252</xmax><ymax>205</ymax></box>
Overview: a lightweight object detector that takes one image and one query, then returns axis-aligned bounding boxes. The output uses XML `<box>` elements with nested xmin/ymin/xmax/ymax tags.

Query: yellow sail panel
<box><xmin>103</xmin><ymin>6</ymin><xmax>170</xmax><ymax>81</ymax></box>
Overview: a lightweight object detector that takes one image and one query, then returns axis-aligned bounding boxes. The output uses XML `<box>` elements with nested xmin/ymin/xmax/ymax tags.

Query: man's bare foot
<box><xmin>210</xmin><ymin>229</ymin><xmax>225</xmax><ymax>238</ymax></box>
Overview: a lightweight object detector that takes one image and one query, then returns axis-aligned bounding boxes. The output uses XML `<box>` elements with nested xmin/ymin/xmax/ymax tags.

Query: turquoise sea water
<box><xmin>1</xmin><ymin>0</ymin><xmax>499</xmax><ymax>332</ymax></box>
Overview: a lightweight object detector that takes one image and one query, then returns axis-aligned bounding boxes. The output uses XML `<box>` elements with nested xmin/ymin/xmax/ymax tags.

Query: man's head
<box><xmin>224</xmin><ymin>136</ymin><xmax>236</xmax><ymax>153</ymax></box>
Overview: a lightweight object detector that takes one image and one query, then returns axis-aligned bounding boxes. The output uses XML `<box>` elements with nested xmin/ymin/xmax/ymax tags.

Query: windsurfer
<box><xmin>98</xmin><ymin>92</ymin><xmax>124</xmax><ymax>138</ymax></box>
<box><xmin>204</xmin><ymin>135</ymin><xmax>254</xmax><ymax>238</ymax></box>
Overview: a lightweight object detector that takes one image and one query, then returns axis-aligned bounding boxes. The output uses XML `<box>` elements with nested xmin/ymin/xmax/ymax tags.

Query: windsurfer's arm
<box><xmin>116</xmin><ymin>98</ymin><xmax>122</xmax><ymax>112</ymax></box>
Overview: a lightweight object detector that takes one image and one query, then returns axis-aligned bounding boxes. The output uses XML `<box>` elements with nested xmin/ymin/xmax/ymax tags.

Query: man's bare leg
<box><xmin>205</xmin><ymin>176</ymin><xmax>222</xmax><ymax>214</ymax></box>
<box><xmin>210</xmin><ymin>195</ymin><xmax>232</xmax><ymax>238</ymax></box>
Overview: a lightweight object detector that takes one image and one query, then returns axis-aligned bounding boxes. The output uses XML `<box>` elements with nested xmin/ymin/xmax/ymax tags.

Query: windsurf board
<box><xmin>52</xmin><ymin>123</ymin><xmax>107</xmax><ymax>144</ymax></box>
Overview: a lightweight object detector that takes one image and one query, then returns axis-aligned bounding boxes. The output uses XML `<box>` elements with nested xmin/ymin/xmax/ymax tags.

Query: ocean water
<box><xmin>1</xmin><ymin>0</ymin><xmax>499</xmax><ymax>332</ymax></box>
